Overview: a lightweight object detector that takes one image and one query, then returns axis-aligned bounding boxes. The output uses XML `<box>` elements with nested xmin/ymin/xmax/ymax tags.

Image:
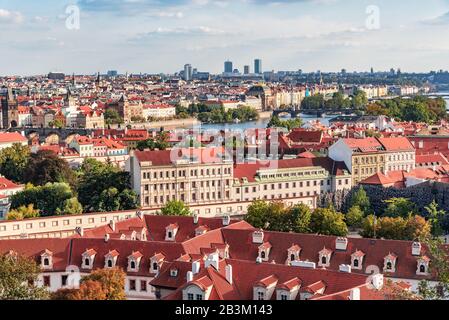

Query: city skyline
<box><xmin>1</xmin><ymin>0</ymin><xmax>449</xmax><ymax>75</ymax></box>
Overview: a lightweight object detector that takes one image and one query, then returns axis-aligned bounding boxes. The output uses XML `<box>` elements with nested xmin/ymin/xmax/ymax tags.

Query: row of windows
<box><xmin>0</xmin><ymin>214</ymin><xmax>133</xmax><ymax>232</ymax></box>
<box><xmin>354</xmin><ymin>167</ymin><xmax>383</xmax><ymax>176</ymax></box>
<box><xmin>388</xmin><ymin>154</ymin><xmax>414</xmax><ymax>162</ymax></box>
<box><xmin>354</xmin><ymin>156</ymin><xmax>383</xmax><ymax>165</ymax></box>
<box><xmin>142</xmin><ymin>167</ymin><xmax>232</xmax><ymax>180</ymax></box>
<box><xmin>259</xmin><ymin>170</ymin><xmax>326</xmax><ymax>180</ymax></box>
<box><xmin>144</xmin><ymin>191</ymin><xmax>231</xmax><ymax>205</ymax></box>
<box><xmin>143</xmin><ymin>180</ymin><xmax>230</xmax><ymax>192</ymax></box>
<box><xmin>128</xmin><ymin>279</ymin><xmax>150</xmax><ymax>292</ymax></box>
<box><xmin>236</xmin><ymin>179</ymin><xmax>349</xmax><ymax>194</ymax></box>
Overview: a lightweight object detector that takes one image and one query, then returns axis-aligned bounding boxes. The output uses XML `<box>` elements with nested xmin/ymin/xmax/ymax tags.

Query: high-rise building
<box><xmin>107</xmin><ymin>70</ymin><xmax>118</xmax><ymax>77</ymax></box>
<box><xmin>254</xmin><ymin>59</ymin><xmax>262</xmax><ymax>74</ymax></box>
<box><xmin>244</xmin><ymin>65</ymin><xmax>250</xmax><ymax>75</ymax></box>
<box><xmin>184</xmin><ymin>64</ymin><xmax>193</xmax><ymax>81</ymax></box>
<box><xmin>224</xmin><ymin>60</ymin><xmax>233</xmax><ymax>74</ymax></box>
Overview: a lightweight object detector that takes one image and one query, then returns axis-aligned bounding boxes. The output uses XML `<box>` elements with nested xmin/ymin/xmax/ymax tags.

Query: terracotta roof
<box><xmin>0</xmin><ymin>132</ymin><xmax>27</xmax><ymax>143</ymax></box>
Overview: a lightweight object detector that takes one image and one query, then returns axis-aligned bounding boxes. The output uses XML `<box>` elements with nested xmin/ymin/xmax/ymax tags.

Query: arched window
<box><xmin>130</xmin><ymin>261</ymin><xmax>136</xmax><ymax>269</ymax></box>
<box><xmin>290</xmin><ymin>254</ymin><xmax>295</xmax><ymax>261</ymax></box>
<box><xmin>353</xmin><ymin>259</ymin><xmax>359</xmax><ymax>268</ymax></box>
<box><xmin>43</xmin><ymin>258</ymin><xmax>49</xmax><ymax>266</ymax></box>
<box><xmin>153</xmin><ymin>262</ymin><xmax>158</xmax><ymax>270</ymax></box>
<box><xmin>107</xmin><ymin>259</ymin><xmax>113</xmax><ymax>268</ymax></box>
<box><xmin>420</xmin><ymin>264</ymin><xmax>426</xmax><ymax>273</ymax></box>
<box><xmin>321</xmin><ymin>256</ymin><xmax>327</xmax><ymax>265</ymax></box>
<box><xmin>386</xmin><ymin>261</ymin><xmax>392</xmax><ymax>270</ymax></box>
<box><xmin>168</xmin><ymin>232</ymin><xmax>173</xmax><ymax>238</ymax></box>
<box><xmin>261</xmin><ymin>251</ymin><xmax>266</xmax><ymax>259</ymax></box>
<box><xmin>84</xmin><ymin>258</ymin><xmax>90</xmax><ymax>266</ymax></box>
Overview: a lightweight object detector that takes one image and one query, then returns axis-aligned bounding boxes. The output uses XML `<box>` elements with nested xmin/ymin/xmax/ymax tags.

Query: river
<box><xmin>200</xmin><ymin>113</ymin><xmax>335</xmax><ymax>132</ymax></box>
<box><xmin>185</xmin><ymin>93</ymin><xmax>449</xmax><ymax>132</ymax></box>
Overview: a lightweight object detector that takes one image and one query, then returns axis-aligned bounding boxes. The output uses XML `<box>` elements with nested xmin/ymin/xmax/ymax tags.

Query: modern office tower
<box><xmin>254</xmin><ymin>59</ymin><xmax>262</xmax><ymax>74</ymax></box>
<box><xmin>107</xmin><ymin>70</ymin><xmax>118</xmax><ymax>77</ymax></box>
<box><xmin>244</xmin><ymin>65</ymin><xmax>250</xmax><ymax>74</ymax></box>
<box><xmin>184</xmin><ymin>64</ymin><xmax>193</xmax><ymax>81</ymax></box>
<box><xmin>224</xmin><ymin>60</ymin><xmax>233</xmax><ymax>74</ymax></box>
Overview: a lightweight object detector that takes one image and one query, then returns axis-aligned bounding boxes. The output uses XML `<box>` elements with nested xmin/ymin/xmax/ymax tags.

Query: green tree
<box><xmin>351</xmin><ymin>90</ymin><xmax>368</xmax><ymax>110</ymax></box>
<box><xmin>346</xmin><ymin>206</ymin><xmax>364</xmax><ymax>228</ymax></box>
<box><xmin>97</xmin><ymin>187</ymin><xmax>121</xmax><ymax>212</ymax></box>
<box><xmin>425</xmin><ymin>200</ymin><xmax>446</xmax><ymax>237</ymax></box>
<box><xmin>6</xmin><ymin>204</ymin><xmax>40</xmax><ymax>221</ymax></box>
<box><xmin>350</xmin><ymin>187</ymin><xmax>371</xmax><ymax>215</ymax></box>
<box><xmin>77</xmin><ymin>159</ymin><xmax>137</xmax><ymax>213</ymax></box>
<box><xmin>360</xmin><ymin>214</ymin><xmax>380</xmax><ymax>238</ymax></box>
<box><xmin>0</xmin><ymin>253</ymin><xmax>50</xmax><ymax>300</ymax></box>
<box><xmin>160</xmin><ymin>200</ymin><xmax>191</xmax><ymax>216</ymax></box>
<box><xmin>104</xmin><ymin>109</ymin><xmax>124</xmax><ymax>125</ymax></box>
<box><xmin>285</xmin><ymin>203</ymin><xmax>312</xmax><ymax>233</ymax></box>
<box><xmin>0</xmin><ymin>143</ymin><xmax>30</xmax><ymax>183</ymax></box>
<box><xmin>417</xmin><ymin>236</ymin><xmax>449</xmax><ymax>300</ymax></box>
<box><xmin>244</xmin><ymin>200</ymin><xmax>271</xmax><ymax>229</ymax></box>
<box><xmin>310</xmin><ymin>207</ymin><xmax>348</xmax><ymax>236</ymax></box>
<box><xmin>23</xmin><ymin>150</ymin><xmax>76</xmax><ymax>187</ymax></box>
<box><xmin>136</xmin><ymin>133</ymin><xmax>170</xmax><ymax>151</ymax></box>
<box><xmin>56</xmin><ymin>197</ymin><xmax>83</xmax><ymax>215</ymax></box>
<box><xmin>384</xmin><ymin>198</ymin><xmax>416</xmax><ymax>218</ymax></box>
<box><xmin>11</xmin><ymin>182</ymin><xmax>77</xmax><ymax>217</ymax></box>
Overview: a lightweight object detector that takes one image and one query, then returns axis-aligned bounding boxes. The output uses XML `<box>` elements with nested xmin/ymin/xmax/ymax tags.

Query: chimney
<box><xmin>193</xmin><ymin>213</ymin><xmax>199</xmax><ymax>224</ymax></box>
<box><xmin>339</xmin><ymin>264</ymin><xmax>352</xmax><ymax>273</ymax></box>
<box><xmin>349</xmin><ymin>288</ymin><xmax>360</xmax><ymax>300</ymax></box>
<box><xmin>104</xmin><ymin>234</ymin><xmax>110</xmax><ymax>242</ymax></box>
<box><xmin>225</xmin><ymin>265</ymin><xmax>233</xmax><ymax>285</ymax></box>
<box><xmin>205</xmin><ymin>252</ymin><xmax>220</xmax><ymax>271</ymax></box>
<box><xmin>412</xmin><ymin>242</ymin><xmax>421</xmax><ymax>256</ymax></box>
<box><xmin>222</xmin><ymin>215</ymin><xmax>230</xmax><ymax>226</ymax></box>
<box><xmin>192</xmin><ymin>260</ymin><xmax>201</xmax><ymax>275</ymax></box>
<box><xmin>109</xmin><ymin>220</ymin><xmax>116</xmax><ymax>231</ymax></box>
<box><xmin>186</xmin><ymin>271</ymin><xmax>194</xmax><ymax>282</ymax></box>
<box><xmin>252</xmin><ymin>230</ymin><xmax>264</xmax><ymax>244</ymax></box>
<box><xmin>335</xmin><ymin>237</ymin><xmax>348</xmax><ymax>251</ymax></box>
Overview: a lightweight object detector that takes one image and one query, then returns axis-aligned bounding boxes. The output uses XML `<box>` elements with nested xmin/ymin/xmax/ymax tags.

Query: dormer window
<box><xmin>127</xmin><ymin>251</ymin><xmax>143</xmax><ymax>272</ymax></box>
<box><xmin>165</xmin><ymin>224</ymin><xmax>179</xmax><ymax>241</ymax></box>
<box><xmin>170</xmin><ymin>268</ymin><xmax>178</xmax><ymax>277</ymax></box>
<box><xmin>104</xmin><ymin>250</ymin><xmax>119</xmax><ymax>269</ymax></box>
<box><xmin>318</xmin><ymin>247</ymin><xmax>332</xmax><ymax>267</ymax></box>
<box><xmin>351</xmin><ymin>250</ymin><xmax>365</xmax><ymax>270</ymax></box>
<box><xmin>258</xmin><ymin>242</ymin><xmax>272</xmax><ymax>262</ymax></box>
<box><xmin>82</xmin><ymin>249</ymin><xmax>97</xmax><ymax>269</ymax></box>
<box><xmin>287</xmin><ymin>245</ymin><xmax>301</xmax><ymax>264</ymax></box>
<box><xmin>383</xmin><ymin>253</ymin><xmax>397</xmax><ymax>273</ymax></box>
<box><xmin>416</xmin><ymin>256</ymin><xmax>430</xmax><ymax>276</ymax></box>
<box><xmin>40</xmin><ymin>249</ymin><xmax>53</xmax><ymax>270</ymax></box>
<box><xmin>150</xmin><ymin>253</ymin><xmax>165</xmax><ymax>274</ymax></box>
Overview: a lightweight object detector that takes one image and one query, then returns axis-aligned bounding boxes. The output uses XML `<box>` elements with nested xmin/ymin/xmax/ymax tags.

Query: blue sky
<box><xmin>1</xmin><ymin>0</ymin><xmax>449</xmax><ymax>75</ymax></box>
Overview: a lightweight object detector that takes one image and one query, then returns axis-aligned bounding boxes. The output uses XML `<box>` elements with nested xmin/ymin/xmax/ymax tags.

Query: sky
<box><xmin>1</xmin><ymin>0</ymin><xmax>449</xmax><ymax>75</ymax></box>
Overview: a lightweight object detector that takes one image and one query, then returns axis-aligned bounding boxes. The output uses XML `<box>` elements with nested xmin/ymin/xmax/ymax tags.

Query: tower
<box><xmin>224</xmin><ymin>60</ymin><xmax>233</xmax><ymax>74</ymax></box>
<box><xmin>254</xmin><ymin>59</ymin><xmax>262</xmax><ymax>74</ymax></box>
<box><xmin>1</xmin><ymin>87</ymin><xmax>19</xmax><ymax>128</ymax></box>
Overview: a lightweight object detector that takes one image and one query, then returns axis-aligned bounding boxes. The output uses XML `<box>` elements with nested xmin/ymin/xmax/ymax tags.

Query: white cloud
<box><xmin>0</xmin><ymin>9</ymin><xmax>24</xmax><ymax>24</ymax></box>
